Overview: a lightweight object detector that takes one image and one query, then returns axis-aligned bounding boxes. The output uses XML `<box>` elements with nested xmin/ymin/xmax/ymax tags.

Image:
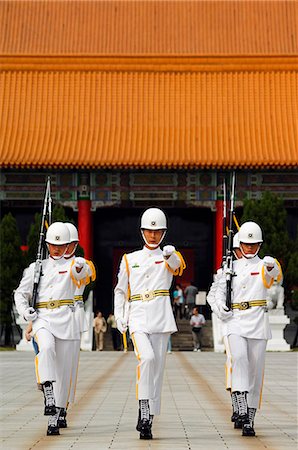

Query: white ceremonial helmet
<box><xmin>65</xmin><ymin>222</ymin><xmax>79</xmax><ymax>243</ymax></box>
<box><xmin>238</xmin><ymin>221</ymin><xmax>263</xmax><ymax>259</ymax></box>
<box><xmin>140</xmin><ymin>208</ymin><xmax>167</xmax><ymax>230</ymax></box>
<box><xmin>238</xmin><ymin>222</ymin><xmax>263</xmax><ymax>244</ymax></box>
<box><xmin>140</xmin><ymin>208</ymin><xmax>167</xmax><ymax>248</ymax></box>
<box><xmin>232</xmin><ymin>232</ymin><xmax>240</xmax><ymax>249</ymax></box>
<box><xmin>45</xmin><ymin>222</ymin><xmax>70</xmax><ymax>245</ymax></box>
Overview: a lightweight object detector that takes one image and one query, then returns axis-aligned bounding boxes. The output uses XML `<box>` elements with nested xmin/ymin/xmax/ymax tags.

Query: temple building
<box><xmin>1</xmin><ymin>1</ymin><xmax>297</xmax><ymax>315</ymax></box>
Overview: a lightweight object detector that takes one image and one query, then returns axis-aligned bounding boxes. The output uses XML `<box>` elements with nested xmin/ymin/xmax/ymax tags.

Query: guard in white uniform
<box><xmin>114</xmin><ymin>208</ymin><xmax>185</xmax><ymax>440</ymax></box>
<box><xmin>14</xmin><ymin>222</ymin><xmax>92</xmax><ymax>436</ymax></box>
<box><xmin>57</xmin><ymin>223</ymin><xmax>96</xmax><ymax>429</ymax></box>
<box><xmin>213</xmin><ymin>222</ymin><xmax>281</xmax><ymax>437</ymax></box>
<box><xmin>207</xmin><ymin>233</ymin><xmax>242</xmax><ymax>422</ymax></box>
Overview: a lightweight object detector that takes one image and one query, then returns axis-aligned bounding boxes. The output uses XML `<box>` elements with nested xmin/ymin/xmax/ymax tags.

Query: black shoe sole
<box><xmin>47</xmin><ymin>427</ymin><xmax>60</xmax><ymax>436</ymax></box>
<box><xmin>242</xmin><ymin>428</ymin><xmax>256</xmax><ymax>437</ymax></box>
<box><xmin>58</xmin><ymin>420</ymin><xmax>67</xmax><ymax>428</ymax></box>
<box><xmin>44</xmin><ymin>406</ymin><xmax>57</xmax><ymax>416</ymax></box>
<box><xmin>140</xmin><ymin>434</ymin><xmax>152</xmax><ymax>440</ymax></box>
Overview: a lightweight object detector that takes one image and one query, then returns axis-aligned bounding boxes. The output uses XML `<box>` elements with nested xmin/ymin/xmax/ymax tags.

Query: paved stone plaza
<box><xmin>0</xmin><ymin>351</ymin><xmax>297</xmax><ymax>450</ymax></box>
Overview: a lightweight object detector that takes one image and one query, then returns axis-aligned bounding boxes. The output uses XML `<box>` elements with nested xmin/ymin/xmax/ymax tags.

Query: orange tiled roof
<box><xmin>0</xmin><ymin>0</ymin><xmax>297</xmax><ymax>56</ymax></box>
<box><xmin>1</xmin><ymin>70</ymin><xmax>297</xmax><ymax>169</ymax></box>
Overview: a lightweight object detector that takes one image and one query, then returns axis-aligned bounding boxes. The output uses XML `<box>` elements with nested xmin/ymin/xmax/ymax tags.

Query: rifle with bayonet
<box><xmin>31</xmin><ymin>177</ymin><xmax>52</xmax><ymax>308</ymax></box>
<box><xmin>222</xmin><ymin>176</ymin><xmax>228</xmax><ymax>268</ymax></box>
<box><xmin>225</xmin><ymin>171</ymin><xmax>236</xmax><ymax>310</ymax></box>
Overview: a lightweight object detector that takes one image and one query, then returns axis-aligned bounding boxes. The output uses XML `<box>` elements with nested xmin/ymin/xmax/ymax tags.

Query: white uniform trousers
<box><xmin>223</xmin><ymin>335</ymin><xmax>232</xmax><ymax>391</ymax></box>
<box><xmin>131</xmin><ymin>332</ymin><xmax>170</xmax><ymax>416</ymax></box>
<box><xmin>68</xmin><ymin>339</ymin><xmax>81</xmax><ymax>404</ymax></box>
<box><xmin>228</xmin><ymin>334</ymin><xmax>267</xmax><ymax>409</ymax></box>
<box><xmin>34</xmin><ymin>328</ymin><xmax>74</xmax><ymax>408</ymax></box>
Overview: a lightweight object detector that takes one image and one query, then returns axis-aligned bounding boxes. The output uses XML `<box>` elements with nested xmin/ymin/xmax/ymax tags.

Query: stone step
<box><xmin>94</xmin><ymin>320</ymin><xmax>214</xmax><ymax>351</ymax></box>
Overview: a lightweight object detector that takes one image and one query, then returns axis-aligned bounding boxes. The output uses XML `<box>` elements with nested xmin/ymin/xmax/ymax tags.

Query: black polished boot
<box><xmin>242</xmin><ymin>407</ymin><xmax>256</xmax><ymax>436</ymax></box>
<box><xmin>136</xmin><ymin>409</ymin><xmax>153</xmax><ymax>432</ymax></box>
<box><xmin>231</xmin><ymin>392</ymin><xmax>239</xmax><ymax>422</ymax></box>
<box><xmin>57</xmin><ymin>407</ymin><xmax>67</xmax><ymax>428</ymax></box>
<box><xmin>234</xmin><ymin>391</ymin><xmax>249</xmax><ymax>429</ymax></box>
<box><xmin>139</xmin><ymin>419</ymin><xmax>152</xmax><ymax>440</ymax></box>
<box><xmin>47</xmin><ymin>409</ymin><xmax>60</xmax><ymax>436</ymax></box>
<box><xmin>136</xmin><ymin>408</ymin><xmax>141</xmax><ymax>431</ymax></box>
<box><xmin>42</xmin><ymin>381</ymin><xmax>56</xmax><ymax>416</ymax></box>
<box><xmin>138</xmin><ymin>400</ymin><xmax>153</xmax><ymax>439</ymax></box>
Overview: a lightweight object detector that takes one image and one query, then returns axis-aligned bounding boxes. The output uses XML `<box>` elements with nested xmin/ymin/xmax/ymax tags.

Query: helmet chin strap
<box><xmin>64</xmin><ymin>243</ymin><xmax>78</xmax><ymax>259</ymax></box>
<box><xmin>47</xmin><ymin>243</ymin><xmax>69</xmax><ymax>260</ymax></box>
<box><xmin>240</xmin><ymin>243</ymin><xmax>261</xmax><ymax>259</ymax></box>
<box><xmin>141</xmin><ymin>230</ymin><xmax>166</xmax><ymax>249</ymax></box>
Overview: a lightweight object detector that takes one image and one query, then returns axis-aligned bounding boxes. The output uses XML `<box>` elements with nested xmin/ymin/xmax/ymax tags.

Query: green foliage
<box><xmin>241</xmin><ymin>192</ymin><xmax>297</xmax><ymax>292</ymax></box>
<box><xmin>52</xmin><ymin>205</ymin><xmax>69</xmax><ymax>222</ymax></box>
<box><xmin>291</xmin><ymin>290</ymin><xmax>298</xmax><ymax>311</ymax></box>
<box><xmin>75</xmin><ymin>244</ymin><xmax>85</xmax><ymax>257</ymax></box>
<box><xmin>0</xmin><ymin>213</ymin><xmax>24</xmax><ymax>328</ymax></box>
<box><xmin>241</xmin><ymin>192</ymin><xmax>289</xmax><ymax>262</ymax></box>
<box><xmin>26</xmin><ymin>212</ymin><xmax>42</xmax><ymax>264</ymax></box>
<box><xmin>286</xmin><ymin>230</ymin><xmax>298</xmax><ymax>293</ymax></box>
<box><xmin>26</xmin><ymin>205</ymin><xmax>71</xmax><ymax>264</ymax></box>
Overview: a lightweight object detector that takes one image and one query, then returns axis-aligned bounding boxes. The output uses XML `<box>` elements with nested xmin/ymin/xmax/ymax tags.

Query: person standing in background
<box><xmin>93</xmin><ymin>311</ymin><xmax>107</xmax><ymax>351</ymax></box>
<box><xmin>173</xmin><ymin>283</ymin><xmax>184</xmax><ymax>319</ymax></box>
<box><xmin>184</xmin><ymin>282</ymin><xmax>199</xmax><ymax>319</ymax></box>
<box><xmin>189</xmin><ymin>307</ymin><xmax>205</xmax><ymax>351</ymax></box>
<box><xmin>107</xmin><ymin>313</ymin><xmax>120</xmax><ymax>350</ymax></box>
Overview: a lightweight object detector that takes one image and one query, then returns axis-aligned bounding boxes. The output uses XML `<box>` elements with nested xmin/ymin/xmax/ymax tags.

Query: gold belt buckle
<box><xmin>142</xmin><ymin>291</ymin><xmax>154</xmax><ymax>302</ymax></box>
<box><xmin>239</xmin><ymin>301</ymin><xmax>249</xmax><ymax>310</ymax></box>
<box><xmin>47</xmin><ymin>300</ymin><xmax>59</xmax><ymax>309</ymax></box>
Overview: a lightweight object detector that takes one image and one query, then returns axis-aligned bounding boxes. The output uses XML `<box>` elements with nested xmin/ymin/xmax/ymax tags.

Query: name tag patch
<box><xmin>250</xmin><ymin>272</ymin><xmax>260</xmax><ymax>276</ymax></box>
<box><xmin>155</xmin><ymin>261</ymin><xmax>164</xmax><ymax>264</ymax></box>
<box><xmin>59</xmin><ymin>271</ymin><xmax>67</xmax><ymax>274</ymax></box>
<box><xmin>132</xmin><ymin>263</ymin><xmax>140</xmax><ymax>268</ymax></box>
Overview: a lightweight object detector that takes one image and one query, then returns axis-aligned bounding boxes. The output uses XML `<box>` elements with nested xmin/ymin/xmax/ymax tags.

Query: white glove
<box><xmin>217</xmin><ymin>303</ymin><xmax>233</xmax><ymax>321</ymax></box>
<box><xmin>116</xmin><ymin>318</ymin><xmax>127</xmax><ymax>334</ymax></box>
<box><xmin>211</xmin><ymin>303</ymin><xmax>220</xmax><ymax>317</ymax></box>
<box><xmin>263</xmin><ymin>256</ymin><xmax>275</xmax><ymax>268</ymax></box>
<box><xmin>163</xmin><ymin>245</ymin><xmax>176</xmax><ymax>258</ymax></box>
<box><xmin>23</xmin><ymin>307</ymin><xmax>38</xmax><ymax>322</ymax></box>
<box><xmin>74</xmin><ymin>257</ymin><xmax>86</xmax><ymax>269</ymax></box>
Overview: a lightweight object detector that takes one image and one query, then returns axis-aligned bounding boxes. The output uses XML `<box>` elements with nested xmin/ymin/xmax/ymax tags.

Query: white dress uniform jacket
<box><xmin>15</xmin><ymin>257</ymin><xmax>91</xmax><ymax>340</ymax></box>
<box><xmin>215</xmin><ymin>256</ymin><xmax>280</xmax><ymax>340</ymax></box>
<box><xmin>114</xmin><ymin>246</ymin><xmax>181</xmax><ymax>334</ymax></box>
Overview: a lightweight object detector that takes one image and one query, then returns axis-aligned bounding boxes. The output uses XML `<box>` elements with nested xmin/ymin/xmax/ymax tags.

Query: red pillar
<box><xmin>78</xmin><ymin>200</ymin><xmax>92</xmax><ymax>259</ymax></box>
<box><xmin>214</xmin><ymin>200</ymin><xmax>223</xmax><ymax>271</ymax></box>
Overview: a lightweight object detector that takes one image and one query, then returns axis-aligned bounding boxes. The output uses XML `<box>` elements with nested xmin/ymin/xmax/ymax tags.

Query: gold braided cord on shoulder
<box><xmin>70</xmin><ymin>259</ymin><xmax>97</xmax><ymax>288</ymax></box>
<box><xmin>84</xmin><ymin>259</ymin><xmax>97</xmax><ymax>285</ymax></box>
<box><xmin>165</xmin><ymin>251</ymin><xmax>186</xmax><ymax>276</ymax></box>
<box><xmin>70</xmin><ymin>259</ymin><xmax>82</xmax><ymax>288</ymax></box>
<box><xmin>233</xmin><ymin>214</ymin><xmax>240</xmax><ymax>231</ymax></box>
<box><xmin>261</xmin><ymin>265</ymin><xmax>274</xmax><ymax>289</ymax></box>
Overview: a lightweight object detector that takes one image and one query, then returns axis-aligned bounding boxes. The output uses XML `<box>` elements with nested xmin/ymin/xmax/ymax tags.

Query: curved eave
<box><xmin>1</xmin><ymin>70</ymin><xmax>297</xmax><ymax>170</ymax></box>
<box><xmin>1</xmin><ymin>162</ymin><xmax>297</xmax><ymax>171</ymax></box>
